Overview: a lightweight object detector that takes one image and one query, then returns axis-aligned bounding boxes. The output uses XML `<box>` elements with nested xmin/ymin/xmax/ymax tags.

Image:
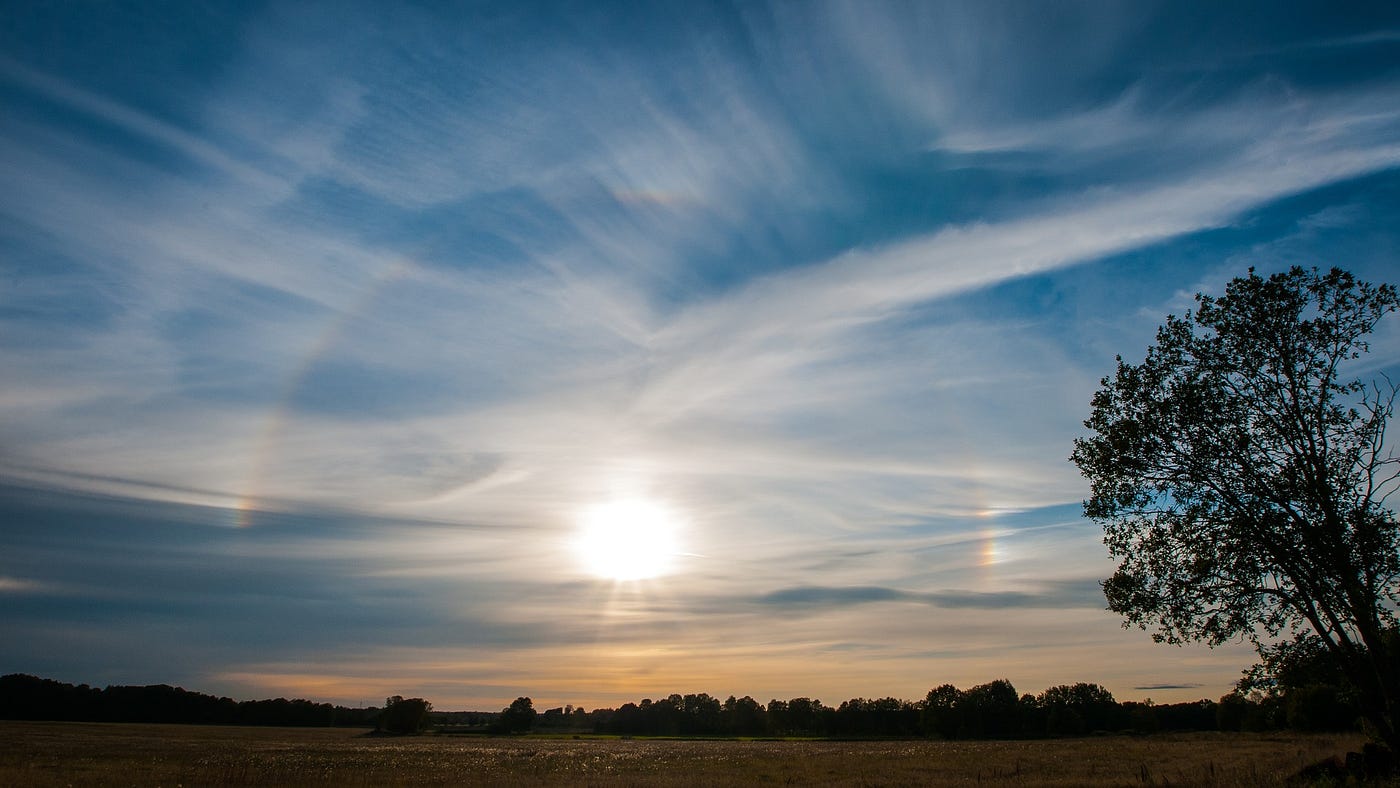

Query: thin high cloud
<box><xmin>752</xmin><ymin>580</ymin><xmax>1103</xmax><ymax>611</ymax></box>
<box><xmin>2</xmin><ymin>2</ymin><xmax>1400</xmax><ymax>708</ymax></box>
<box><xmin>3</xmin><ymin>28</ymin><xmax>1396</xmax><ymax>588</ymax></box>
<box><xmin>3</xmin><ymin>4</ymin><xmax>1395</xmax><ymax>543</ymax></box>
<box><xmin>189</xmin><ymin>109</ymin><xmax>1400</xmax><ymax>523</ymax></box>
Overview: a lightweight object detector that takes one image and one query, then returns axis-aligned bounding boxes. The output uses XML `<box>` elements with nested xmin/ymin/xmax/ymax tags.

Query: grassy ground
<box><xmin>0</xmin><ymin>721</ymin><xmax>1378</xmax><ymax>786</ymax></box>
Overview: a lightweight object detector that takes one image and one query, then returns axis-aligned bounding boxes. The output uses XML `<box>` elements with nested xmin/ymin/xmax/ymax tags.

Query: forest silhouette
<box><xmin>0</xmin><ymin>672</ymin><xmax>1360</xmax><ymax>740</ymax></box>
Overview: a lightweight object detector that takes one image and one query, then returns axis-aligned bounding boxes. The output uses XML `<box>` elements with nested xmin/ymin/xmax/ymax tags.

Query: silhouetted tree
<box><xmin>498</xmin><ymin>696</ymin><xmax>536</xmax><ymax>733</ymax></box>
<box><xmin>1071</xmin><ymin>267</ymin><xmax>1400</xmax><ymax>751</ymax></box>
<box><xmin>1035</xmin><ymin>683</ymin><xmax>1120</xmax><ymax>736</ymax></box>
<box><xmin>0</xmin><ymin>674</ymin><xmax>376</xmax><ymax>728</ymax></box>
<box><xmin>722</xmin><ymin>695</ymin><xmax>766</xmax><ymax>735</ymax></box>
<box><xmin>1121</xmin><ymin>700</ymin><xmax>1160</xmax><ymax>733</ymax></box>
<box><xmin>1240</xmin><ymin>631</ymin><xmax>1352</xmax><ymax>696</ymax></box>
<box><xmin>1143</xmin><ymin>698</ymin><xmax>1222</xmax><ymax>732</ymax></box>
<box><xmin>378</xmin><ymin>695</ymin><xmax>432</xmax><ymax>734</ymax></box>
<box><xmin>834</xmin><ymin>697</ymin><xmax>919</xmax><ymax>736</ymax></box>
<box><xmin>652</xmin><ymin>694</ymin><xmax>682</xmax><ymax>735</ymax></box>
<box><xmin>784</xmin><ymin>697</ymin><xmax>826</xmax><ymax>735</ymax></box>
<box><xmin>608</xmin><ymin>702</ymin><xmax>637</xmax><ymax>733</ymax></box>
<box><xmin>956</xmin><ymin>679</ymin><xmax>1021</xmax><ymax>738</ymax></box>
<box><xmin>0</xmin><ymin>675</ymin><xmax>101</xmax><ymax>721</ymax></box>
<box><xmin>1238</xmin><ymin>631</ymin><xmax>1364</xmax><ymax>731</ymax></box>
<box><xmin>1217</xmin><ymin>692</ymin><xmax>1279</xmax><ymax>731</ymax></box>
<box><xmin>765</xmin><ymin>699</ymin><xmax>788</xmax><ymax>735</ymax></box>
<box><xmin>679</xmin><ymin>693</ymin><xmax>722</xmax><ymax>734</ymax></box>
<box><xmin>921</xmin><ymin>684</ymin><xmax>961</xmax><ymax>739</ymax></box>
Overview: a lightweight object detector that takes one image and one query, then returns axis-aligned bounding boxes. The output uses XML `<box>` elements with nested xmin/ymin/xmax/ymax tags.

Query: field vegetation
<box><xmin>0</xmin><ymin>720</ymin><xmax>1375</xmax><ymax>786</ymax></box>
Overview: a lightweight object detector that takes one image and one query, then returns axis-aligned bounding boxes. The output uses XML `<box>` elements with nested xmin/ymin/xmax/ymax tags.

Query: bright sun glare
<box><xmin>575</xmin><ymin>499</ymin><xmax>682</xmax><ymax>581</ymax></box>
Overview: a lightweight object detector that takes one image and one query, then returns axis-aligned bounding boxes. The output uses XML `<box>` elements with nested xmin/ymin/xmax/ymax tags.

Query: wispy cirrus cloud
<box><xmin>752</xmin><ymin>580</ymin><xmax>1103</xmax><ymax>611</ymax></box>
<box><xmin>5</xmin><ymin>4</ymin><xmax>1398</xmax><ymax>537</ymax></box>
<box><xmin>2</xmin><ymin>1</ymin><xmax>1399</xmax><ymax>710</ymax></box>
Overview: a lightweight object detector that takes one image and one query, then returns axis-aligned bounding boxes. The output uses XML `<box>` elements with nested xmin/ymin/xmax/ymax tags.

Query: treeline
<box><xmin>526</xmin><ymin>678</ymin><xmax>1360</xmax><ymax>738</ymax></box>
<box><xmin>3</xmin><ymin>673</ymin><xmax>1361</xmax><ymax>739</ymax></box>
<box><xmin>0</xmin><ymin>674</ymin><xmax>379</xmax><ymax>727</ymax></box>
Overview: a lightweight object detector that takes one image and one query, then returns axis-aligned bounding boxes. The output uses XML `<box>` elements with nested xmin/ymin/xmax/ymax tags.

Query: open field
<box><xmin>0</xmin><ymin>721</ymin><xmax>1379</xmax><ymax>786</ymax></box>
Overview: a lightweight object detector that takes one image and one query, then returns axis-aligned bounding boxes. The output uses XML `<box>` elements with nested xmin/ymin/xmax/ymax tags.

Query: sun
<box><xmin>574</xmin><ymin>499</ymin><xmax>682</xmax><ymax>581</ymax></box>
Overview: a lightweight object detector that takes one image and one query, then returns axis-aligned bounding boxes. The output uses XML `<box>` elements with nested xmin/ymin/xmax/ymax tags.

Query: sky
<box><xmin>3</xmin><ymin>1</ymin><xmax>1400</xmax><ymax>712</ymax></box>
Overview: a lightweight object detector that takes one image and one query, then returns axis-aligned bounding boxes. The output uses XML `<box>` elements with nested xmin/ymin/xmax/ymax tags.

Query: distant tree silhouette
<box><xmin>764</xmin><ymin>699</ymin><xmax>788</xmax><ymax>735</ymax></box>
<box><xmin>378</xmin><ymin>696</ymin><xmax>432</xmax><ymax>734</ymax></box>
<box><xmin>0</xmin><ymin>674</ymin><xmax>373</xmax><ymax>727</ymax></box>
<box><xmin>1035</xmin><ymin>683</ymin><xmax>1120</xmax><ymax>736</ymax></box>
<box><xmin>498</xmin><ymin>696</ymin><xmax>536</xmax><ymax>733</ymax></box>
<box><xmin>955</xmin><ymin>679</ymin><xmax>1021</xmax><ymax>738</ymax></box>
<box><xmin>652</xmin><ymin>695</ymin><xmax>682</xmax><ymax>735</ymax></box>
<box><xmin>1240</xmin><ymin>632</ymin><xmax>1353</xmax><ymax>697</ymax></box>
<box><xmin>1217</xmin><ymin>692</ymin><xmax>1272</xmax><ymax>731</ymax></box>
<box><xmin>722</xmin><ymin>695</ymin><xmax>766</xmax><ymax>735</ymax></box>
<box><xmin>1121</xmin><ymin>700</ymin><xmax>1160</xmax><ymax>733</ymax></box>
<box><xmin>601</xmin><ymin>701</ymin><xmax>635</xmax><ymax>733</ymax></box>
<box><xmin>1239</xmin><ymin>632</ymin><xmax>1364</xmax><ymax>731</ymax></box>
<box><xmin>781</xmin><ymin>698</ymin><xmax>823</xmax><ymax>735</ymax></box>
<box><xmin>0</xmin><ymin>674</ymin><xmax>101</xmax><ymax>721</ymax></box>
<box><xmin>922</xmin><ymin>684</ymin><xmax>961</xmax><ymax>739</ymax></box>
<box><xmin>5</xmin><ymin>672</ymin><xmax>1363</xmax><ymax>741</ymax></box>
<box><xmin>679</xmin><ymin>693</ymin><xmax>722</xmax><ymax>734</ymax></box>
<box><xmin>834</xmin><ymin>697</ymin><xmax>919</xmax><ymax>736</ymax></box>
<box><xmin>1071</xmin><ymin>267</ymin><xmax>1400</xmax><ymax>751</ymax></box>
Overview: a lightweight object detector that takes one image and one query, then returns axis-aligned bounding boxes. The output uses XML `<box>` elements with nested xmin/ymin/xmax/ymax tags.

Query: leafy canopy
<box><xmin>1071</xmin><ymin>266</ymin><xmax>1400</xmax><ymax>748</ymax></box>
<box><xmin>1072</xmin><ymin>267</ymin><xmax>1399</xmax><ymax>648</ymax></box>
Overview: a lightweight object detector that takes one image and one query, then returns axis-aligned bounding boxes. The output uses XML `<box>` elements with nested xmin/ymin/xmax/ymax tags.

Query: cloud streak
<box><xmin>2</xmin><ymin>1</ymin><xmax>1399</xmax><ymax>709</ymax></box>
<box><xmin>753</xmin><ymin>580</ymin><xmax>1103</xmax><ymax>611</ymax></box>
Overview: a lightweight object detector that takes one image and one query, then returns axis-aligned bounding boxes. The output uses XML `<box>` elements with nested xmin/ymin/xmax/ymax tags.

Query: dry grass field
<box><xmin>0</xmin><ymin>721</ymin><xmax>1380</xmax><ymax>786</ymax></box>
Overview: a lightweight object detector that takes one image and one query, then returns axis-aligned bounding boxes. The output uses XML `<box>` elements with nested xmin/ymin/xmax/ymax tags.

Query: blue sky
<box><xmin>3</xmin><ymin>1</ymin><xmax>1400</xmax><ymax>710</ymax></box>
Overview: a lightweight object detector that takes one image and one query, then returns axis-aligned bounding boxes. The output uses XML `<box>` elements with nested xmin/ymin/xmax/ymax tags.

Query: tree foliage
<box><xmin>1071</xmin><ymin>266</ymin><xmax>1400</xmax><ymax>748</ymax></box>
<box><xmin>1035</xmin><ymin>682</ymin><xmax>1119</xmax><ymax>736</ymax></box>
<box><xmin>0</xmin><ymin>674</ymin><xmax>379</xmax><ymax>727</ymax></box>
<box><xmin>11</xmin><ymin>672</ymin><xmax>1355</xmax><ymax>739</ymax></box>
<box><xmin>1238</xmin><ymin>632</ymin><xmax>1351</xmax><ymax>698</ymax></box>
<box><xmin>378</xmin><ymin>695</ymin><xmax>432</xmax><ymax>734</ymax></box>
<box><xmin>498</xmin><ymin>696</ymin><xmax>536</xmax><ymax>733</ymax></box>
